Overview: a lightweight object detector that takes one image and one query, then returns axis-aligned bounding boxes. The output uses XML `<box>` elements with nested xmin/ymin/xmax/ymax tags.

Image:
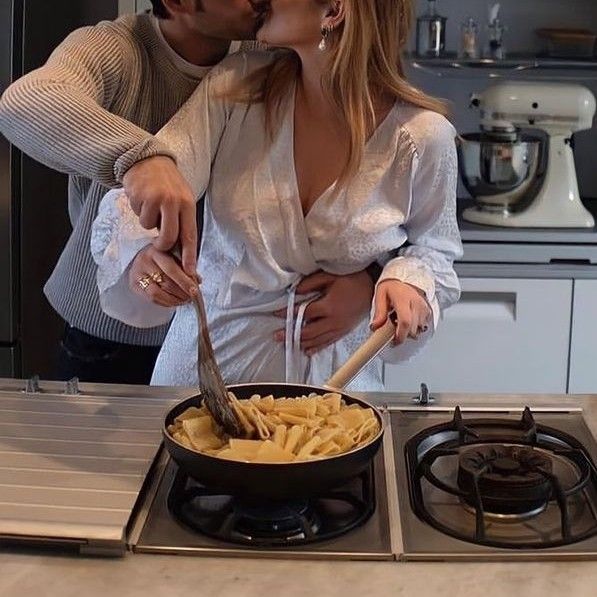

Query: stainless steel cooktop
<box><xmin>2</xmin><ymin>378</ymin><xmax>596</xmax><ymax>561</ymax></box>
<box><xmin>130</xmin><ymin>442</ymin><xmax>395</xmax><ymax>560</ymax></box>
<box><xmin>391</xmin><ymin>407</ymin><xmax>597</xmax><ymax>560</ymax></box>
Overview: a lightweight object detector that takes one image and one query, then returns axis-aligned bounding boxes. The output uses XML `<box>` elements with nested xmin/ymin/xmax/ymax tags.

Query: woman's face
<box><xmin>257</xmin><ymin>0</ymin><xmax>331</xmax><ymax>50</ymax></box>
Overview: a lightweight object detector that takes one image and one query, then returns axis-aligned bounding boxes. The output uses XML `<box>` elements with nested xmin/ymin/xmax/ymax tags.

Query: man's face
<box><xmin>188</xmin><ymin>0</ymin><xmax>270</xmax><ymax>40</ymax></box>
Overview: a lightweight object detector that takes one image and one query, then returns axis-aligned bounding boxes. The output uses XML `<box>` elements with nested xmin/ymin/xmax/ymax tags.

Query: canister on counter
<box><xmin>416</xmin><ymin>0</ymin><xmax>447</xmax><ymax>57</ymax></box>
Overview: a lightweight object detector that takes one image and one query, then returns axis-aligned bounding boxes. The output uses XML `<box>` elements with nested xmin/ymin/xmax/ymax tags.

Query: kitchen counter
<box><xmin>1</xmin><ymin>390</ymin><xmax>597</xmax><ymax>597</ymax></box>
<box><xmin>1</xmin><ymin>551</ymin><xmax>596</xmax><ymax>597</ymax></box>
<box><xmin>456</xmin><ymin>198</ymin><xmax>597</xmax><ymax>279</ymax></box>
<box><xmin>458</xmin><ymin>198</ymin><xmax>597</xmax><ymax>244</ymax></box>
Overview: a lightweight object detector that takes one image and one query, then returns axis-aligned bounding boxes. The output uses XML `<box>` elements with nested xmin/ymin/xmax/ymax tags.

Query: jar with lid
<box><xmin>416</xmin><ymin>0</ymin><xmax>448</xmax><ymax>57</ymax></box>
<box><xmin>459</xmin><ymin>17</ymin><xmax>479</xmax><ymax>59</ymax></box>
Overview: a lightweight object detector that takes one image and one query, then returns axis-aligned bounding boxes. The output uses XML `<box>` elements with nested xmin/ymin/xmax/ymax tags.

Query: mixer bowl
<box><xmin>457</xmin><ymin>133</ymin><xmax>543</xmax><ymax>212</ymax></box>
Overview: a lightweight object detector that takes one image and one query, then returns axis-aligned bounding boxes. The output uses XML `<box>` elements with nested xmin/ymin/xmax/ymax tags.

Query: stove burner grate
<box><xmin>457</xmin><ymin>445</ymin><xmax>553</xmax><ymax>516</ymax></box>
<box><xmin>167</xmin><ymin>466</ymin><xmax>376</xmax><ymax>547</ymax></box>
<box><xmin>405</xmin><ymin>407</ymin><xmax>597</xmax><ymax>549</ymax></box>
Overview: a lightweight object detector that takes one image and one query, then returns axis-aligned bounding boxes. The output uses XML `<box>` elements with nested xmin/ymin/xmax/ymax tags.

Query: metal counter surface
<box><xmin>1</xmin><ymin>381</ymin><xmax>596</xmax><ymax>597</ymax></box>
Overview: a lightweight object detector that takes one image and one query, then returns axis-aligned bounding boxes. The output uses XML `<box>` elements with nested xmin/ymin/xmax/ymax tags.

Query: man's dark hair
<box><xmin>150</xmin><ymin>0</ymin><xmax>170</xmax><ymax>19</ymax></box>
<box><xmin>150</xmin><ymin>0</ymin><xmax>201</xmax><ymax>19</ymax></box>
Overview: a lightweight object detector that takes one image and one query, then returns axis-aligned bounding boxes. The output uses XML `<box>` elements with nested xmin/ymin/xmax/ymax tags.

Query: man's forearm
<box><xmin>0</xmin><ymin>23</ymin><xmax>175</xmax><ymax>188</ymax></box>
<box><xmin>0</xmin><ymin>74</ymin><xmax>168</xmax><ymax>188</ymax></box>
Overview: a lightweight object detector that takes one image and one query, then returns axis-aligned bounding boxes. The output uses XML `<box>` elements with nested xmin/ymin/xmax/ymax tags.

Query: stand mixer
<box><xmin>458</xmin><ymin>81</ymin><xmax>596</xmax><ymax>228</ymax></box>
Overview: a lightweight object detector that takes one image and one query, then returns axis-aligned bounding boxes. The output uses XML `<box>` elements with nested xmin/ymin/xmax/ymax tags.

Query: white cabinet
<box><xmin>568</xmin><ymin>280</ymin><xmax>597</xmax><ymax>394</ymax></box>
<box><xmin>383</xmin><ymin>278</ymin><xmax>573</xmax><ymax>394</ymax></box>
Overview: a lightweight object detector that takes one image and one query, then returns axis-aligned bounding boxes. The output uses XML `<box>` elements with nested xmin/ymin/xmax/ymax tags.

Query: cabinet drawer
<box><xmin>383</xmin><ymin>278</ymin><xmax>572</xmax><ymax>394</ymax></box>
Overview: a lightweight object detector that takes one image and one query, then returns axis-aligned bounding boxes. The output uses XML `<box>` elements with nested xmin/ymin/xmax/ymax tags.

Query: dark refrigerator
<box><xmin>0</xmin><ymin>0</ymin><xmax>119</xmax><ymax>378</ymax></box>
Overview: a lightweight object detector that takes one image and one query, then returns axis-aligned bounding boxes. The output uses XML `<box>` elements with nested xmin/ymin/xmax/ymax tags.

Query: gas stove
<box><xmin>394</xmin><ymin>405</ymin><xmax>597</xmax><ymax>559</ymax></box>
<box><xmin>131</xmin><ymin>445</ymin><xmax>394</xmax><ymax>560</ymax></box>
<box><xmin>1</xmin><ymin>378</ymin><xmax>596</xmax><ymax>561</ymax></box>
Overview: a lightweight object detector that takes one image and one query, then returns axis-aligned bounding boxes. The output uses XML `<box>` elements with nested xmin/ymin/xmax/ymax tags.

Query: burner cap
<box><xmin>233</xmin><ymin>500</ymin><xmax>321</xmax><ymax>541</ymax></box>
<box><xmin>457</xmin><ymin>445</ymin><xmax>553</xmax><ymax>516</ymax></box>
<box><xmin>491</xmin><ymin>457</ymin><xmax>522</xmax><ymax>475</ymax></box>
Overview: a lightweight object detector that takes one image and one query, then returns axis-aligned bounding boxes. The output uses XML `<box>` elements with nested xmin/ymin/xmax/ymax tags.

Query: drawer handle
<box><xmin>444</xmin><ymin>291</ymin><xmax>516</xmax><ymax>322</ymax></box>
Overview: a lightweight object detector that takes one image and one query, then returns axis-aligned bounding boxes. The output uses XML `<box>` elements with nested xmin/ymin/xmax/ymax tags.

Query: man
<box><xmin>0</xmin><ymin>0</ymin><xmax>374</xmax><ymax>384</ymax></box>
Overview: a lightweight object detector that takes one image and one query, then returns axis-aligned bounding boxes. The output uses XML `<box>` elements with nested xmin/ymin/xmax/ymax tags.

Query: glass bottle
<box><xmin>485</xmin><ymin>3</ymin><xmax>507</xmax><ymax>60</ymax></box>
<box><xmin>459</xmin><ymin>17</ymin><xmax>479</xmax><ymax>60</ymax></box>
<box><xmin>416</xmin><ymin>0</ymin><xmax>448</xmax><ymax>57</ymax></box>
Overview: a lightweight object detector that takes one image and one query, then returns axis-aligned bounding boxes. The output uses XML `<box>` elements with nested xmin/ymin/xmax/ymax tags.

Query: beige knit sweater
<box><xmin>0</xmin><ymin>13</ymin><xmax>233</xmax><ymax>345</ymax></box>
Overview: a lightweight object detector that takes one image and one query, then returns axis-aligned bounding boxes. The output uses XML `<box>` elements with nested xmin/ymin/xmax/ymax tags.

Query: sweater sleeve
<box><xmin>0</xmin><ymin>23</ymin><xmax>174</xmax><ymax>188</ymax></box>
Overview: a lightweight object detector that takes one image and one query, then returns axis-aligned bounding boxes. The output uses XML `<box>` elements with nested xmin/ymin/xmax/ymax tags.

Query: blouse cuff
<box><xmin>92</xmin><ymin>190</ymin><xmax>175</xmax><ymax>328</ymax></box>
<box><xmin>372</xmin><ymin>256</ymin><xmax>440</xmax><ymax>364</ymax></box>
<box><xmin>376</xmin><ymin>255</ymin><xmax>440</xmax><ymax>330</ymax></box>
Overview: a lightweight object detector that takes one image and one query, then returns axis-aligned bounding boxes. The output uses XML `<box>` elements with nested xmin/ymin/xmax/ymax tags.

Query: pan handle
<box><xmin>325</xmin><ymin>318</ymin><xmax>395</xmax><ymax>390</ymax></box>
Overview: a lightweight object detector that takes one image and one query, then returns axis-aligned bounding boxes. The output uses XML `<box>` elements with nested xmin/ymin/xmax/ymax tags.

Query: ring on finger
<box><xmin>149</xmin><ymin>270</ymin><xmax>164</xmax><ymax>286</ymax></box>
<box><xmin>137</xmin><ymin>275</ymin><xmax>153</xmax><ymax>290</ymax></box>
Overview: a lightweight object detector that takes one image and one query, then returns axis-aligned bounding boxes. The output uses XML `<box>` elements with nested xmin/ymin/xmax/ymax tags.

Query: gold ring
<box><xmin>138</xmin><ymin>275</ymin><xmax>152</xmax><ymax>290</ymax></box>
<box><xmin>149</xmin><ymin>271</ymin><xmax>164</xmax><ymax>285</ymax></box>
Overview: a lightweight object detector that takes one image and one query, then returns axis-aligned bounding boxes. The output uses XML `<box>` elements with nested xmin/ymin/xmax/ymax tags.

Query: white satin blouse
<box><xmin>91</xmin><ymin>51</ymin><xmax>462</xmax><ymax>391</ymax></box>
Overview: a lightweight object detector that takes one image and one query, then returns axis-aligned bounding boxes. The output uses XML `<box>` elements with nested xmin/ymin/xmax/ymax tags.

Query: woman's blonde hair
<box><xmin>232</xmin><ymin>0</ymin><xmax>447</xmax><ymax>189</ymax></box>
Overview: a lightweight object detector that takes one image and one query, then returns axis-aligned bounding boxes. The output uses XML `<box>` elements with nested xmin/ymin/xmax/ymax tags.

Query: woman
<box><xmin>91</xmin><ymin>0</ymin><xmax>462</xmax><ymax>390</ymax></box>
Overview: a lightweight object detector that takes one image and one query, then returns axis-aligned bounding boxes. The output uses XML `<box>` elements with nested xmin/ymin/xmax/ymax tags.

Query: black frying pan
<box><xmin>163</xmin><ymin>321</ymin><xmax>394</xmax><ymax>501</ymax></box>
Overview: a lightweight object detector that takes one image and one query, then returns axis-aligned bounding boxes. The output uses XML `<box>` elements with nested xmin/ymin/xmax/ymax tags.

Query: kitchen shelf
<box><xmin>405</xmin><ymin>53</ymin><xmax>597</xmax><ymax>79</ymax></box>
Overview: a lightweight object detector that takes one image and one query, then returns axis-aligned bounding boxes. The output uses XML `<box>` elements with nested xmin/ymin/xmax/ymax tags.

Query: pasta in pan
<box><xmin>167</xmin><ymin>392</ymin><xmax>381</xmax><ymax>463</ymax></box>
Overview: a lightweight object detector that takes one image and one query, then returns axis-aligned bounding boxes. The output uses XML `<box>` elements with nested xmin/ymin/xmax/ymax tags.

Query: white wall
<box><xmin>118</xmin><ymin>0</ymin><xmax>136</xmax><ymax>15</ymax></box>
<box><xmin>136</xmin><ymin>0</ymin><xmax>153</xmax><ymax>13</ymax></box>
<box><xmin>118</xmin><ymin>0</ymin><xmax>151</xmax><ymax>15</ymax></box>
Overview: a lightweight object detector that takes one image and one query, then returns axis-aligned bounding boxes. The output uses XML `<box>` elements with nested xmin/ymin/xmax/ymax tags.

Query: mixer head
<box><xmin>471</xmin><ymin>81</ymin><xmax>596</xmax><ymax>136</ymax></box>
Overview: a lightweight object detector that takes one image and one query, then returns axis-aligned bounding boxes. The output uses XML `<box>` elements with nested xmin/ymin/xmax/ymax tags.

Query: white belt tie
<box><xmin>285</xmin><ymin>280</ymin><xmax>318</xmax><ymax>383</ymax></box>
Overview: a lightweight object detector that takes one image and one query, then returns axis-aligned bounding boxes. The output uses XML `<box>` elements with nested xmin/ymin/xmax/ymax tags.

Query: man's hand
<box><xmin>370</xmin><ymin>280</ymin><xmax>432</xmax><ymax>344</ymax></box>
<box><xmin>129</xmin><ymin>245</ymin><xmax>199</xmax><ymax>308</ymax></box>
<box><xmin>273</xmin><ymin>270</ymin><xmax>374</xmax><ymax>356</ymax></box>
<box><xmin>122</xmin><ymin>156</ymin><xmax>197</xmax><ymax>276</ymax></box>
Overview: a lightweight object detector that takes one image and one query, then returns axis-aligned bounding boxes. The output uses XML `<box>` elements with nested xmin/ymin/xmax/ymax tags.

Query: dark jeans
<box><xmin>54</xmin><ymin>325</ymin><xmax>161</xmax><ymax>385</ymax></box>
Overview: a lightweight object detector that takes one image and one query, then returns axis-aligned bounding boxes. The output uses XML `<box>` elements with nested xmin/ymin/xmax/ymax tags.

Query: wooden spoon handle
<box><xmin>325</xmin><ymin>319</ymin><xmax>395</xmax><ymax>390</ymax></box>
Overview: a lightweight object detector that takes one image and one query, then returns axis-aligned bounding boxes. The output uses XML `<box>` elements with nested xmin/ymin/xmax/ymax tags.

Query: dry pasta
<box><xmin>167</xmin><ymin>392</ymin><xmax>380</xmax><ymax>463</ymax></box>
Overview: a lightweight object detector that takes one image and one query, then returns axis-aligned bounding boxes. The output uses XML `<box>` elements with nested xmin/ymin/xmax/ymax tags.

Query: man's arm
<box><xmin>0</xmin><ymin>23</ymin><xmax>173</xmax><ymax>187</ymax></box>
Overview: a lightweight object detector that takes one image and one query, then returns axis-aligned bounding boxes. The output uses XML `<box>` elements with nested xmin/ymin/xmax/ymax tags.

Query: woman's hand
<box><xmin>370</xmin><ymin>280</ymin><xmax>432</xmax><ymax>344</ymax></box>
<box><xmin>128</xmin><ymin>245</ymin><xmax>199</xmax><ymax>308</ymax></box>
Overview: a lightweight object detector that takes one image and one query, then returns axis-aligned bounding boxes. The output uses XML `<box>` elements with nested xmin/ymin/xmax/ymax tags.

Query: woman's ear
<box><xmin>322</xmin><ymin>0</ymin><xmax>346</xmax><ymax>31</ymax></box>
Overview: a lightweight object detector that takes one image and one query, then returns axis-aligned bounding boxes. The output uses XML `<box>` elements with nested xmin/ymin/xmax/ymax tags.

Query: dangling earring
<box><xmin>318</xmin><ymin>26</ymin><xmax>331</xmax><ymax>51</ymax></box>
